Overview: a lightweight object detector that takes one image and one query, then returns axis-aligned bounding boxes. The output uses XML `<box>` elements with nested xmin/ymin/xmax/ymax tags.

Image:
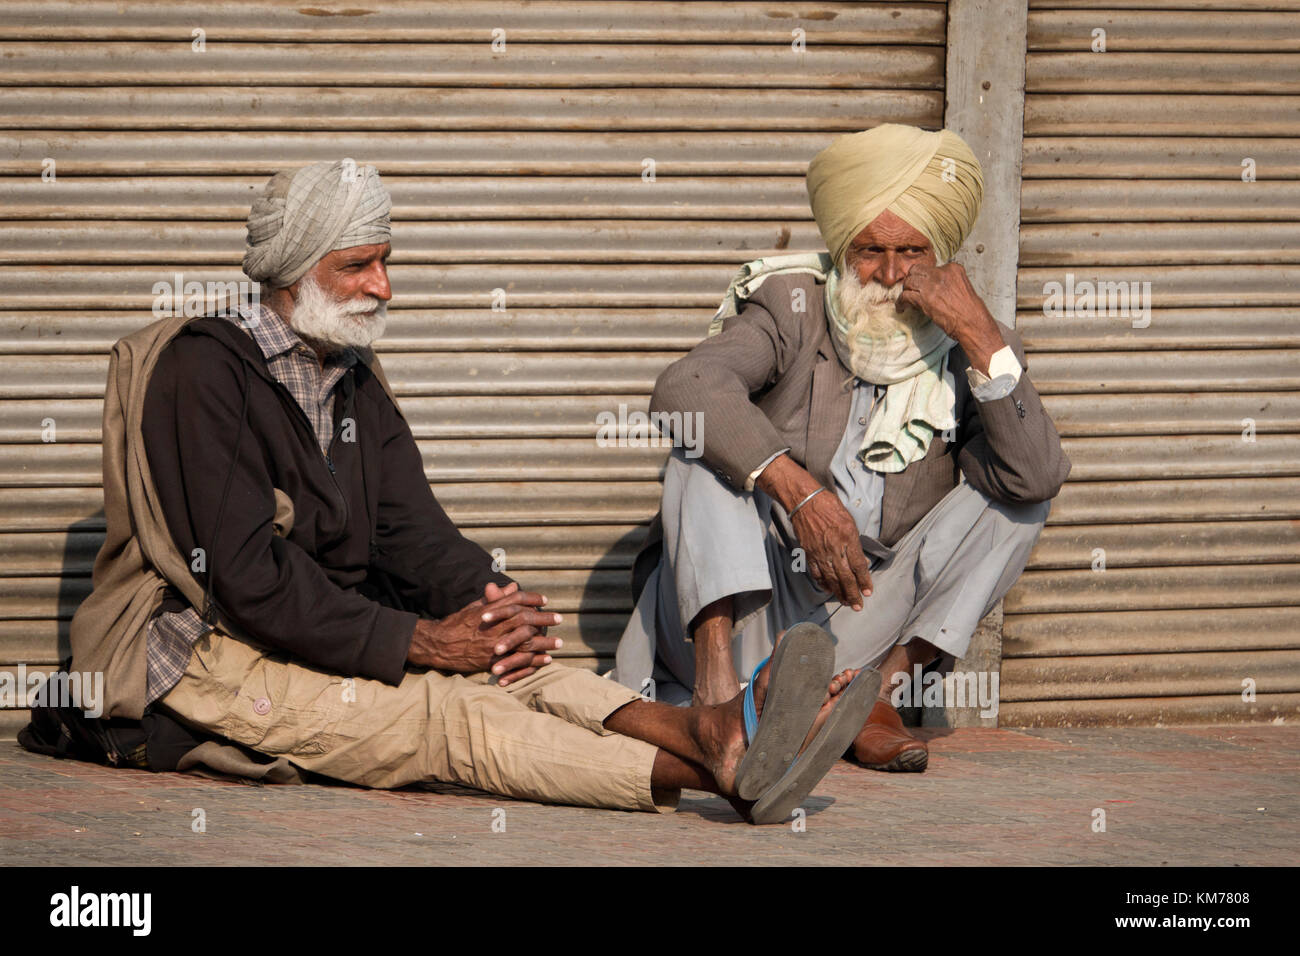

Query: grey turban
<box><xmin>242</xmin><ymin>160</ymin><xmax>392</xmax><ymax>288</ymax></box>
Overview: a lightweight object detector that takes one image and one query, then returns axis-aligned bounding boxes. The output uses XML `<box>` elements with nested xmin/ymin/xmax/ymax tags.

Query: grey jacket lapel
<box><xmin>805</xmin><ymin>325</ymin><xmax>855</xmax><ymax>489</ymax></box>
<box><xmin>879</xmin><ymin>456</ymin><xmax>917</xmax><ymax>545</ymax></box>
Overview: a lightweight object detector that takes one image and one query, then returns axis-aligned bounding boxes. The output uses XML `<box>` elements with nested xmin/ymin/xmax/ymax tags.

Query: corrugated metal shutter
<box><xmin>0</xmin><ymin>1</ymin><xmax>947</xmax><ymax>737</ymax></box>
<box><xmin>1002</xmin><ymin>0</ymin><xmax>1300</xmax><ymax>725</ymax></box>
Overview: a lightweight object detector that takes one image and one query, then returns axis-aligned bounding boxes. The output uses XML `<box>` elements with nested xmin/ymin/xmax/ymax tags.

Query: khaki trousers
<box><xmin>160</xmin><ymin>628</ymin><xmax>674</xmax><ymax>813</ymax></box>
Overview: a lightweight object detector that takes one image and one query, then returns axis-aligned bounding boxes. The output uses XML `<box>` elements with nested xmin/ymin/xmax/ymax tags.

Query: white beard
<box><xmin>828</xmin><ymin>266</ymin><xmax>951</xmax><ymax>384</ymax></box>
<box><xmin>833</xmin><ymin>268</ymin><xmax>931</xmax><ymax>349</ymax></box>
<box><xmin>288</xmin><ymin>274</ymin><xmax>387</xmax><ymax>352</ymax></box>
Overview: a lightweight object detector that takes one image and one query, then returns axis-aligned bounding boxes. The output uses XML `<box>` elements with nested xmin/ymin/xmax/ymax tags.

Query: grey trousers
<box><xmin>612</xmin><ymin>449</ymin><xmax>1050</xmax><ymax>705</ymax></box>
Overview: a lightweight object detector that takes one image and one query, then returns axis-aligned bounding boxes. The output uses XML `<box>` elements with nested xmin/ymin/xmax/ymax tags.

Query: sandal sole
<box><xmin>750</xmin><ymin>667</ymin><xmax>882</xmax><ymax>825</ymax></box>
<box><xmin>733</xmin><ymin>622</ymin><xmax>836</xmax><ymax>802</ymax></box>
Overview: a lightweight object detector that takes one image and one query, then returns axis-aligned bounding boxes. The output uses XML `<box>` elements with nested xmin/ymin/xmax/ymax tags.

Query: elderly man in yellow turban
<box><xmin>615</xmin><ymin>125</ymin><xmax>1070</xmax><ymax>771</ymax></box>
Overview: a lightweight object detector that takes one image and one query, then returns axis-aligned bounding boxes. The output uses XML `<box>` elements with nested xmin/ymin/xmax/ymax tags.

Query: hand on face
<box><xmin>894</xmin><ymin>261</ymin><xmax>984</xmax><ymax>339</ymax></box>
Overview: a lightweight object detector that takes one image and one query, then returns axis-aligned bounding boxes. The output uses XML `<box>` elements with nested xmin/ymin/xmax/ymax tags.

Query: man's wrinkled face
<box><xmin>842</xmin><ymin>209</ymin><xmax>937</xmax><ymax>289</ymax></box>
<box><xmin>287</xmin><ymin>242</ymin><xmax>392</xmax><ymax>351</ymax></box>
<box><xmin>835</xmin><ymin>211</ymin><xmax>934</xmax><ymax>345</ymax></box>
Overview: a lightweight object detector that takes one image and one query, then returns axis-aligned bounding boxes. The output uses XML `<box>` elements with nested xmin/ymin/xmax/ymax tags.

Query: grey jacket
<box><xmin>632</xmin><ymin>272</ymin><xmax>1070</xmax><ymax>598</ymax></box>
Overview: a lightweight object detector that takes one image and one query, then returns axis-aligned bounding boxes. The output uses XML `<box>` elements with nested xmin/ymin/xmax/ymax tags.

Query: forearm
<box><xmin>958</xmin><ymin>376</ymin><xmax>1071</xmax><ymax>503</ymax></box>
<box><xmin>371</xmin><ymin>398</ymin><xmax>513</xmax><ymax>616</ymax></box>
<box><xmin>951</xmin><ymin>305</ymin><xmax>1008</xmax><ymax>378</ymax></box>
<box><xmin>754</xmin><ymin>452</ymin><xmax>823</xmax><ymax>512</ymax></box>
<box><xmin>757</xmin><ymin>453</ymin><xmax>874</xmax><ymax>609</ymax></box>
<box><xmin>213</xmin><ymin>538</ymin><xmax>418</xmax><ymax>684</ymax></box>
<box><xmin>372</xmin><ymin>533</ymin><xmax>511</xmax><ymax>619</ymax></box>
<box><xmin>649</xmin><ymin>300</ymin><xmax>789</xmax><ymax>490</ymax></box>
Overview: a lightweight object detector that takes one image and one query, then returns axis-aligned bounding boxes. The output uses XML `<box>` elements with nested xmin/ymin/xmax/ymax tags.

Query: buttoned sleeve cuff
<box><xmin>967</xmin><ymin>344</ymin><xmax>1022</xmax><ymax>402</ymax></box>
<box><xmin>744</xmin><ymin>447</ymin><xmax>791</xmax><ymax>492</ymax></box>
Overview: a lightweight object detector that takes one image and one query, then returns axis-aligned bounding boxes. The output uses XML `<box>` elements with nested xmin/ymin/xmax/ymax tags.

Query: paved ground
<box><xmin>1</xmin><ymin>725</ymin><xmax>1296</xmax><ymax>866</ymax></box>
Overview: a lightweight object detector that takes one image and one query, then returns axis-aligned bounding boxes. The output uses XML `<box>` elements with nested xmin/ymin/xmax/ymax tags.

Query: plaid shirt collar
<box><xmin>234</xmin><ymin>302</ymin><xmax>359</xmax><ymax>373</ymax></box>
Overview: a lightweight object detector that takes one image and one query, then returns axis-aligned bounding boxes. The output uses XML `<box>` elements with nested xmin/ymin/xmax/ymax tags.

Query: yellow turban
<box><xmin>806</xmin><ymin>124</ymin><xmax>984</xmax><ymax>268</ymax></box>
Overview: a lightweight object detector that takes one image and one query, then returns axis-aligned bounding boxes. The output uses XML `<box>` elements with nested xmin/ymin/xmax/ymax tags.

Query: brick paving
<box><xmin>1</xmin><ymin>726</ymin><xmax>1296</xmax><ymax>866</ymax></box>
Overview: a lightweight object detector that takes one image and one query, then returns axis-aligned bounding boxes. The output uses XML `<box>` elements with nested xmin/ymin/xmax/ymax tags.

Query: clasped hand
<box><xmin>408</xmin><ymin>581</ymin><xmax>563</xmax><ymax>686</ymax></box>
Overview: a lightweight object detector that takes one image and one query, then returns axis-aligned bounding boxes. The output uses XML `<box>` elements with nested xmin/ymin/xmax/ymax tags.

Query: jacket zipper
<box><xmin>324</xmin><ymin>397</ymin><xmax>349</xmax><ymax>525</ymax></box>
<box><xmin>267</xmin><ymin>374</ymin><xmax>350</xmax><ymax>527</ymax></box>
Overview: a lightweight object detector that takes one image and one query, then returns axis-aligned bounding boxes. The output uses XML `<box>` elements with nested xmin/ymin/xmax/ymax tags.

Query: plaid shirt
<box><xmin>145</xmin><ymin>306</ymin><xmax>358</xmax><ymax>704</ymax></box>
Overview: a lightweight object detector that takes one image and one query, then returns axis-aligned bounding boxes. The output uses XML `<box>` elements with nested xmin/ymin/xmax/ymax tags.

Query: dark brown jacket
<box><xmin>634</xmin><ymin>273</ymin><xmax>1070</xmax><ymax>597</ymax></box>
<box><xmin>140</xmin><ymin>317</ymin><xmax>511</xmax><ymax>686</ymax></box>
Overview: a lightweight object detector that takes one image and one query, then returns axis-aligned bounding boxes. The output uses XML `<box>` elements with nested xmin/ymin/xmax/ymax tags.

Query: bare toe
<box><xmin>828</xmin><ymin>668</ymin><xmax>859</xmax><ymax>697</ymax></box>
<box><xmin>798</xmin><ymin>668</ymin><xmax>862</xmax><ymax>753</ymax></box>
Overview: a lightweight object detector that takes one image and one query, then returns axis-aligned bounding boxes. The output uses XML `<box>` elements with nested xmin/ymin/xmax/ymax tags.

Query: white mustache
<box><xmin>837</xmin><ymin>271</ymin><xmax>917</xmax><ymax>319</ymax></box>
<box><xmin>339</xmin><ymin>295</ymin><xmax>383</xmax><ymax>316</ymax></box>
<box><xmin>860</xmin><ymin>280</ymin><xmax>904</xmax><ymax>305</ymax></box>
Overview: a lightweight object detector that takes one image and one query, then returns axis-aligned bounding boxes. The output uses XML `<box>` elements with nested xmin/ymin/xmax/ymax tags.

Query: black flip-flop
<box><xmin>749</xmin><ymin>666</ymin><xmax>882</xmax><ymax>825</ymax></box>
<box><xmin>733</xmin><ymin>622</ymin><xmax>836</xmax><ymax>802</ymax></box>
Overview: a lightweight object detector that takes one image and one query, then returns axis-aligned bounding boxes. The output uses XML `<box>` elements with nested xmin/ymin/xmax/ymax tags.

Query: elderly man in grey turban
<box><xmin>615</xmin><ymin>124</ymin><xmax>1071</xmax><ymax>771</ymax></box>
<box><xmin>65</xmin><ymin>159</ymin><xmax>876</xmax><ymax>826</ymax></box>
<box><xmin>240</xmin><ymin>160</ymin><xmax>395</xmax><ymax>351</ymax></box>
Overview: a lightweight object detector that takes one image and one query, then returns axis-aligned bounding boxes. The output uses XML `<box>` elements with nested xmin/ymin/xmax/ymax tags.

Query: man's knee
<box><xmin>919</xmin><ymin>482</ymin><xmax>1051</xmax><ymax>544</ymax></box>
<box><xmin>994</xmin><ymin>494</ymin><xmax>1051</xmax><ymax>531</ymax></box>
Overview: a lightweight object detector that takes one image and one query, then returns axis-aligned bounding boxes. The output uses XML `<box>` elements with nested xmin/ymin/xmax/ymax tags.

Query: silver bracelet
<box><xmin>788</xmin><ymin>486</ymin><xmax>825</xmax><ymax>518</ymax></box>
